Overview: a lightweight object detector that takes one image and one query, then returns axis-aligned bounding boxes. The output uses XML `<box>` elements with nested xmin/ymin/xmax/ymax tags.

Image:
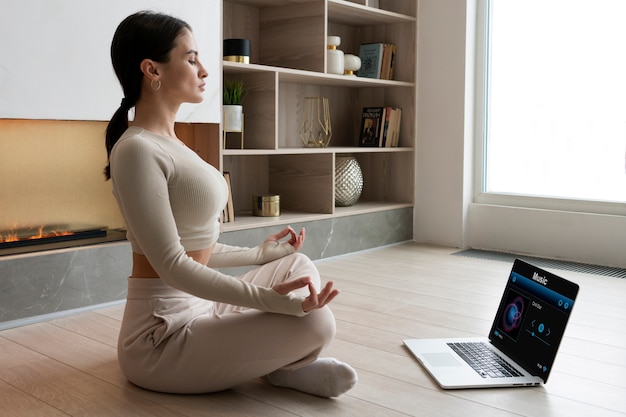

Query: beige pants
<box><xmin>117</xmin><ymin>253</ymin><xmax>336</xmax><ymax>394</ymax></box>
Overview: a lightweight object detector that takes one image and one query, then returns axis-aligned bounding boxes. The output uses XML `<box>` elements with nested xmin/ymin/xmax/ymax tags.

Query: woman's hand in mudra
<box><xmin>273</xmin><ymin>277</ymin><xmax>339</xmax><ymax>313</ymax></box>
<box><xmin>264</xmin><ymin>226</ymin><xmax>306</xmax><ymax>252</ymax></box>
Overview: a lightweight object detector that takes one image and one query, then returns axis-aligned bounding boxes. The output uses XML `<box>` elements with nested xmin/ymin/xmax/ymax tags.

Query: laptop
<box><xmin>403</xmin><ymin>259</ymin><xmax>579</xmax><ymax>389</ymax></box>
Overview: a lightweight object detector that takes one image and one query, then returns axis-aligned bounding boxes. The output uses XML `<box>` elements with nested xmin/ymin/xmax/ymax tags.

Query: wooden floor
<box><xmin>1</xmin><ymin>243</ymin><xmax>625</xmax><ymax>416</ymax></box>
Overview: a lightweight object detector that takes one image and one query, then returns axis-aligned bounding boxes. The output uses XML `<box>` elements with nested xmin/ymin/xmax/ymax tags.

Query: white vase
<box><xmin>343</xmin><ymin>54</ymin><xmax>361</xmax><ymax>76</ymax></box>
<box><xmin>327</xmin><ymin>36</ymin><xmax>344</xmax><ymax>75</ymax></box>
<box><xmin>223</xmin><ymin>105</ymin><xmax>243</xmax><ymax>132</ymax></box>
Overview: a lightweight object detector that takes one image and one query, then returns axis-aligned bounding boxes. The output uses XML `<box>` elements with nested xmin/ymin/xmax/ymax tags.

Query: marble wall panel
<box><xmin>0</xmin><ymin>208</ymin><xmax>412</xmax><ymax>326</ymax></box>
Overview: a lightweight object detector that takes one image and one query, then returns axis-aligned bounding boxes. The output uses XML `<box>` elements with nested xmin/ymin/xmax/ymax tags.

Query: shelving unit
<box><xmin>219</xmin><ymin>0</ymin><xmax>416</xmax><ymax>231</ymax></box>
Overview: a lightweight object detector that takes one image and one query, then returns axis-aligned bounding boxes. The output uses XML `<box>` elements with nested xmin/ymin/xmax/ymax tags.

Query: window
<box><xmin>481</xmin><ymin>0</ymin><xmax>626</xmax><ymax>205</ymax></box>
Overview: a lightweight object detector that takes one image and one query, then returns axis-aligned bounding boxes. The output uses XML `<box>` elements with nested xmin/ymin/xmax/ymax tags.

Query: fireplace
<box><xmin>0</xmin><ymin>119</ymin><xmax>223</xmax><ymax>327</ymax></box>
<box><xmin>0</xmin><ymin>119</ymin><xmax>130</xmax><ymax>326</ymax></box>
<box><xmin>0</xmin><ymin>119</ymin><xmax>235</xmax><ymax>327</ymax></box>
<box><xmin>0</xmin><ymin>119</ymin><xmax>126</xmax><ymax>256</ymax></box>
<box><xmin>1</xmin><ymin>223</ymin><xmax>105</xmax><ymax>247</ymax></box>
<box><xmin>0</xmin><ymin>223</ymin><xmax>127</xmax><ymax>257</ymax></box>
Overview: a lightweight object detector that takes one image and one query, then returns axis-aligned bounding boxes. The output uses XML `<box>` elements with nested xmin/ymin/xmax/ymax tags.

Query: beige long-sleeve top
<box><xmin>110</xmin><ymin>127</ymin><xmax>305</xmax><ymax>316</ymax></box>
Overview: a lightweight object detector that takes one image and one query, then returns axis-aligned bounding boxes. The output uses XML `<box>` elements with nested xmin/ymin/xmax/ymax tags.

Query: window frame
<box><xmin>473</xmin><ymin>0</ymin><xmax>626</xmax><ymax>217</ymax></box>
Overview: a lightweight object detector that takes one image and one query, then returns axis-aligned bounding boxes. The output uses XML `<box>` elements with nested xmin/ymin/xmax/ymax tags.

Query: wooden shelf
<box><xmin>225</xmin><ymin>0</ymin><xmax>416</xmax><ymax>22</ymax></box>
<box><xmin>223</xmin><ymin>61</ymin><xmax>414</xmax><ymax>87</ymax></box>
<box><xmin>222</xmin><ymin>201</ymin><xmax>413</xmax><ymax>232</ymax></box>
<box><xmin>223</xmin><ymin>146</ymin><xmax>413</xmax><ymax>155</ymax></box>
<box><xmin>328</xmin><ymin>0</ymin><xmax>416</xmax><ymax>25</ymax></box>
<box><xmin>221</xmin><ymin>0</ymin><xmax>416</xmax><ymax>231</ymax></box>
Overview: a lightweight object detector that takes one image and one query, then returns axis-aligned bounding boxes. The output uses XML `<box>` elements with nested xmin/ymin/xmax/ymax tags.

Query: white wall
<box><xmin>468</xmin><ymin>203</ymin><xmax>626</xmax><ymax>268</ymax></box>
<box><xmin>0</xmin><ymin>0</ymin><xmax>220</xmax><ymax>122</ymax></box>
<box><xmin>414</xmin><ymin>0</ymin><xmax>626</xmax><ymax>268</ymax></box>
<box><xmin>414</xmin><ymin>0</ymin><xmax>474</xmax><ymax>248</ymax></box>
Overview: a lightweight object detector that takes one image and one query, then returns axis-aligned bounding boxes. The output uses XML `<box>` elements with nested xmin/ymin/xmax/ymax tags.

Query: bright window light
<box><xmin>485</xmin><ymin>0</ymin><xmax>626</xmax><ymax>203</ymax></box>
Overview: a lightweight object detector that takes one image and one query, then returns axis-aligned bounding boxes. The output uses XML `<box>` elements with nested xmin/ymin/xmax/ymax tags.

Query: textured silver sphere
<box><xmin>335</xmin><ymin>155</ymin><xmax>363</xmax><ymax>207</ymax></box>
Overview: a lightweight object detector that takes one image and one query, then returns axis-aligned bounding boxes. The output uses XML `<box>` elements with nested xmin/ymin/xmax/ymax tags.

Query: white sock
<box><xmin>267</xmin><ymin>358</ymin><xmax>358</xmax><ymax>398</ymax></box>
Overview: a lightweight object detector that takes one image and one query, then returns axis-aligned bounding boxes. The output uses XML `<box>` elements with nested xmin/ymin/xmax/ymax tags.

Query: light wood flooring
<box><xmin>1</xmin><ymin>243</ymin><xmax>625</xmax><ymax>416</ymax></box>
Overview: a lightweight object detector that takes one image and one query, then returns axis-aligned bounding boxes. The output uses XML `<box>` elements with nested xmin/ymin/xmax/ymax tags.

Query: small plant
<box><xmin>223</xmin><ymin>79</ymin><xmax>247</xmax><ymax>105</ymax></box>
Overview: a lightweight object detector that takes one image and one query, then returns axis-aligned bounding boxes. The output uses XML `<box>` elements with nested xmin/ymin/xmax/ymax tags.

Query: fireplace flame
<box><xmin>0</xmin><ymin>225</ymin><xmax>75</xmax><ymax>244</ymax></box>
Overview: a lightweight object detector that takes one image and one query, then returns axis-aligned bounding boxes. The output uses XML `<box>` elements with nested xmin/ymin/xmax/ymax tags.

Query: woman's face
<box><xmin>158</xmin><ymin>28</ymin><xmax>208</xmax><ymax>105</ymax></box>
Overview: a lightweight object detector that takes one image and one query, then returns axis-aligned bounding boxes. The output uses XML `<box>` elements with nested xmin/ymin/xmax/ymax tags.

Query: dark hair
<box><xmin>104</xmin><ymin>11</ymin><xmax>191</xmax><ymax>180</ymax></box>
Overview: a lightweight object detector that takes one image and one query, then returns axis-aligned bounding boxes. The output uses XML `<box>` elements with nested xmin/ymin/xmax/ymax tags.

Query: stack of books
<box><xmin>358</xmin><ymin>106</ymin><xmax>402</xmax><ymax>148</ymax></box>
<box><xmin>357</xmin><ymin>42</ymin><xmax>396</xmax><ymax>80</ymax></box>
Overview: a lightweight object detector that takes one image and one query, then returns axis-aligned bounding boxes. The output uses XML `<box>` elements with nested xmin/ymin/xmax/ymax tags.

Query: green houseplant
<box><xmin>223</xmin><ymin>79</ymin><xmax>247</xmax><ymax>105</ymax></box>
<box><xmin>223</xmin><ymin>79</ymin><xmax>246</xmax><ymax>135</ymax></box>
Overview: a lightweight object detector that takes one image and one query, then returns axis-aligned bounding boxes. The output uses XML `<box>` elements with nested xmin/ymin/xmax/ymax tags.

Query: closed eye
<box><xmin>186</xmin><ymin>49</ymin><xmax>199</xmax><ymax>66</ymax></box>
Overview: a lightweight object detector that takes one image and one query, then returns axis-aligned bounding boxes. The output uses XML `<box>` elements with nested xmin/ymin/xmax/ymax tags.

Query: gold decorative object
<box><xmin>252</xmin><ymin>195</ymin><xmax>280</xmax><ymax>217</ymax></box>
<box><xmin>299</xmin><ymin>97</ymin><xmax>332</xmax><ymax>148</ymax></box>
<box><xmin>223</xmin><ymin>39</ymin><xmax>251</xmax><ymax>64</ymax></box>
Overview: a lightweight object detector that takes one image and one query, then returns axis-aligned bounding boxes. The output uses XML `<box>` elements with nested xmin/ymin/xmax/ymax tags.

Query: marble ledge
<box><xmin>0</xmin><ymin>207</ymin><xmax>412</xmax><ymax>326</ymax></box>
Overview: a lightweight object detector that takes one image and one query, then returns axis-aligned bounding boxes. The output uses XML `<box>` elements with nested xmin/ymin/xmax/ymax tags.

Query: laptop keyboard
<box><xmin>447</xmin><ymin>342</ymin><xmax>523</xmax><ymax>379</ymax></box>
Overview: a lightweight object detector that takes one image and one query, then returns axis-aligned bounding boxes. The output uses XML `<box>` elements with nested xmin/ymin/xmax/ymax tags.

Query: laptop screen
<box><xmin>489</xmin><ymin>259</ymin><xmax>579</xmax><ymax>382</ymax></box>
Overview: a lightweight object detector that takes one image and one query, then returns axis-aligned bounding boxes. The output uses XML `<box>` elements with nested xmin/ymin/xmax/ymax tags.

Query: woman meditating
<box><xmin>104</xmin><ymin>11</ymin><xmax>357</xmax><ymax>397</ymax></box>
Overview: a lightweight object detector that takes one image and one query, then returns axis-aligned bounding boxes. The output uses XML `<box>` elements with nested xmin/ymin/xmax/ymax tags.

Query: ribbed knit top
<box><xmin>110</xmin><ymin>127</ymin><xmax>304</xmax><ymax>316</ymax></box>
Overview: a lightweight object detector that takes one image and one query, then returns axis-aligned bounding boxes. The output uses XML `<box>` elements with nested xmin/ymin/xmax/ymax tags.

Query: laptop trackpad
<box><xmin>424</xmin><ymin>353</ymin><xmax>462</xmax><ymax>367</ymax></box>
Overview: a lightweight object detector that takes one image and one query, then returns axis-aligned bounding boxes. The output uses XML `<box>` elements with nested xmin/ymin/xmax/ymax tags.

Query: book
<box><xmin>380</xmin><ymin>44</ymin><xmax>394</xmax><ymax>80</ymax></box>
<box><xmin>383</xmin><ymin>107</ymin><xmax>398</xmax><ymax>148</ymax></box>
<box><xmin>380</xmin><ymin>44</ymin><xmax>390</xmax><ymax>80</ymax></box>
<box><xmin>375</xmin><ymin>107</ymin><xmax>402</xmax><ymax>147</ymax></box>
<box><xmin>358</xmin><ymin>43</ymin><xmax>384</xmax><ymax>79</ymax></box>
<box><xmin>388</xmin><ymin>44</ymin><xmax>397</xmax><ymax>80</ymax></box>
<box><xmin>391</xmin><ymin>107</ymin><xmax>402</xmax><ymax>147</ymax></box>
<box><xmin>381</xmin><ymin>106</ymin><xmax>392</xmax><ymax>146</ymax></box>
<box><xmin>359</xmin><ymin>107</ymin><xmax>403</xmax><ymax>147</ymax></box>
<box><xmin>222</xmin><ymin>172</ymin><xmax>235</xmax><ymax>222</ymax></box>
<box><xmin>359</xmin><ymin>107</ymin><xmax>385</xmax><ymax>147</ymax></box>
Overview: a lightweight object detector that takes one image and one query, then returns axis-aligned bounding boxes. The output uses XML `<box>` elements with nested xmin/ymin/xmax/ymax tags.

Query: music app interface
<box><xmin>490</xmin><ymin>260</ymin><xmax>579</xmax><ymax>381</ymax></box>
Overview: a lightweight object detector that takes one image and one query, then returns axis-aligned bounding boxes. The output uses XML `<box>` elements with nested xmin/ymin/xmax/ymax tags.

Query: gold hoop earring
<box><xmin>150</xmin><ymin>80</ymin><xmax>161</xmax><ymax>91</ymax></box>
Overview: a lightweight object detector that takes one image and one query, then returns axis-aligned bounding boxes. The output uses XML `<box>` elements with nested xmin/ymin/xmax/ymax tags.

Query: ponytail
<box><xmin>103</xmin><ymin>100</ymin><xmax>133</xmax><ymax>180</ymax></box>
